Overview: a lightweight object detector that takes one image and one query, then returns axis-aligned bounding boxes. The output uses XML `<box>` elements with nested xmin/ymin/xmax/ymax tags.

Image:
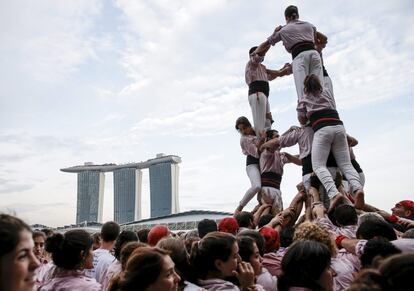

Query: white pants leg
<box><xmin>264</xmin><ymin>98</ymin><xmax>272</xmax><ymax>130</ymax></box>
<box><xmin>239</xmin><ymin>164</ymin><xmax>261</xmax><ymax>207</ymax></box>
<box><xmin>302</xmin><ymin>173</ymin><xmax>311</xmax><ymax>191</ymax></box>
<box><xmin>312</xmin><ymin>125</ymin><xmax>363</xmax><ymax>199</ymax></box>
<box><xmin>261</xmin><ymin>186</ymin><xmax>283</xmax><ymax>212</ymax></box>
<box><xmin>248</xmin><ymin>92</ymin><xmax>267</xmax><ymax>136</ymax></box>
<box><xmin>292</xmin><ymin>50</ymin><xmax>324</xmax><ymax>100</ymax></box>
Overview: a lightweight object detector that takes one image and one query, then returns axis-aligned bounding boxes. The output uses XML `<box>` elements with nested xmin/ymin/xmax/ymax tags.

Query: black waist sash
<box><xmin>246</xmin><ymin>155</ymin><xmax>259</xmax><ymax>166</ymax></box>
<box><xmin>261</xmin><ymin>172</ymin><xmax>282</xmax><ymax>189</ymax></box>
<box><xmin>291</xmin><ymin>41</ymin><xmax>316</xmax><ymax>59</ymax></box>
<box><xmin>310</xmin><ymin>109</ymin><xmax>343</xmax><ymax>132</ymax></box>
<box><xmin>301</xmin><ymin>152</ymin><xmax>337</xmax><ymax>176</ymax></box>
<box><xmin>248</xmin><ymin>80</ymin><xmax>270</xmax><ymax>97</ymax></box>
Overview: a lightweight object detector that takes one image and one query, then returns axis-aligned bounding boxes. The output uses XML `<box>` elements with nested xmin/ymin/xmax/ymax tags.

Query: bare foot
<box><xmin>234</xmin><ymin>205</ymin><xmax>243</xmax><ymax>217</ymax></box>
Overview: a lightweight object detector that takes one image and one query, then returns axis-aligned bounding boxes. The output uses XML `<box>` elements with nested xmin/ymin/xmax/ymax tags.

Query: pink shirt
<box><xmin>101</xmin><ymin>260</ymin><xmax>121</xmax><ymax>291</ymax></box>
<box><xmin>240</xmin><ymin>135</ymin><xmax>263</xmax><ymax>158</ymax></box>
<box><xmin>38</xmin><ymin>269</ymin><xmax>102</xmax><ymax>291</ymax></box>
<box><xmin>316</xmin><ymin>217</ymin><xmax>357</xmax><ymax>238</ymax></box>
<box><xmin>267</xmin><ymin>20</ymin><xmax>316</xmax><ymax>52</ymax></box>
<box><xmin>245</xmin><ymin>53</ymin><xmax>269</xmax><ymax>85</ymax></box>
<box><xmin>331</xmin><ymin>250</ymin><xmax>360</xmax><ymax>291</ymax></box>
<box><xmin>279</xmin><ymin>126</ymin><xmax>313</xmax><ymax>159</ymax></box>
<box><xmin>260</xmin><ymin>149</ymin><xmax>289</xmax><ymax>175</ymax></box>
<box><xmin>256</xmin><ymin>267</ymin><xmax>278</xmax><ymax>291</ymax></box>
<box><xmin>297</xmin><ymin>88</ymin><xmax>337</xmax><ymax>120</ymax></box>
<box><xmin>262</xmin><ymin>252</ymin><xmax>284</xmax><ymax>278</ymax></box>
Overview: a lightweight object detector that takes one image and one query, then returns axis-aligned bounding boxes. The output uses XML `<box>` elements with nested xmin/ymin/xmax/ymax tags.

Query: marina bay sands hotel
<box><xmin>61</xmin><ymin>154</ymin><xmax>181</xmax><ymax>224</ymax></box>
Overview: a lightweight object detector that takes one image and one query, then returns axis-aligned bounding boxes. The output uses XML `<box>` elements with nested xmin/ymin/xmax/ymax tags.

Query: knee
<box><xmin>252</xmin><ymin>185</ymin><xmax>261</xmax><ymax>193</ymax></box>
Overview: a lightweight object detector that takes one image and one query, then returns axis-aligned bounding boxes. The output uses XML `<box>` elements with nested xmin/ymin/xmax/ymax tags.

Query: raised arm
<box><xmin>266</xmin><ymin>63</ymin><xmax>292</xmax><ymax>81</ymax></box>
<box><xmin>283</xmin><ymin>152</ymin><xmax>302</xmax><ymax>166</ymax></box>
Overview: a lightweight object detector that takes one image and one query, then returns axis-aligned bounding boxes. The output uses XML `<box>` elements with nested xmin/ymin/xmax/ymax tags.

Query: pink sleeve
<box><xmin>268</xmin><ymin>30</ymin><xmax>282</xmax><ymax>46</ymax></box>
<box><xmin>240</xmin><ymin>137</ymin><xmax>259</xmax><ymax>158</ymax></box>
<box><xmin>279</xmin><ymin>129</ymin><xmax>300</xmax><ymax>148</ymax></box>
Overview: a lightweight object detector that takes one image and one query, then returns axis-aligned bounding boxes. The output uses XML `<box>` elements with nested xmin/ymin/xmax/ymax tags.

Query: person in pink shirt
<box><xmin>256</xmin><ymin>5</ymin><xmax>324</xmax><ymax>101</ymax></box>
<box><xmin>235</xmin><ymin>116</ymin><xmax>265</xmax><ymax>215</ymax></box>
<box><xmin>38</xmin><ymin>229</ymin><xmax>101</xmax><ymax>291</ymax></box>
<box><xmin>297</xmin><ymin>74</ymin><xmax>364</xmax><ymax>211</ymax></box>
<box><xmin>0</xmin><ymin>214</ymin><xmax>40</xmax><ymax>291</ymax></box>
<box><xmin>245</xmin><ymin>44</ymin><xmax>291</xmax><ymax>136</ymax></box>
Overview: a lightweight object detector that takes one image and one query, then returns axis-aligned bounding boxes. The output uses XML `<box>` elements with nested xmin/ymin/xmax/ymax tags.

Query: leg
<box><xmin>237</xmin><ymin>164</ymin><xmax>261</xmax><ymax>213</ymax></box>
<box><xmin>309</xmin><ymin>50</ymin><xmax>325</xmax><ymax>90</ymax></box>
<box><xmin>265</xmin><ymin>98</ymin><xmax>272</xmax><ymax>130</ymax></box>
<box><xmin>248</xmin><ymin>93</ymin><xmax>267</xmax><ymax>136</ymax></box>
<box><xmin>292</xmin><ymin>53</ymin><xmax>308</xmax><ymax>100</ymax></box>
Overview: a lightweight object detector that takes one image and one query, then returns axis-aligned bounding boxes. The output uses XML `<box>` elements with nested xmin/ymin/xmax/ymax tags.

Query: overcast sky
<box><xmin>1</xmin><ymin>0</ymin><xmax>413</xmax><ymax>227</ymax></box>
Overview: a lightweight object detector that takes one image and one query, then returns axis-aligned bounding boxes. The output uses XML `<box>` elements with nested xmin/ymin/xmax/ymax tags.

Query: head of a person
<box><xmin>120</xmin><ymin>241</ymin><xmax>147</xmax><ymax>271</ymax></box>
<box><xmin>357</xmin><ymin>212</ymin><xmax>385</xmax><ymax>227</ymax></box>
<box><xmin>284</xmin><ymin>5</ymin><xmax>299</xmax><ymax>22</ymax></box>
<box><xmin>257</xmin><ymin>214</ymin><xmax>274</xmax><ymax>229</ymax></box>
<box><xmin>391</xmin><ymin>200</ymin><xmax>414</xmax><ymax>219</ymax></box>
<box><xmin>304</xmin><ymin>74</ymin><xmax>323</xmax><ymax>96</ymax></box>
<box><xmin>101</xmin><ymin>221</ymin><xmax>121</xmax><ymax>243</ymax></box>
<box><xmin>190</xmin><ymin>231</ymin><xmax>239</xmax><ymax>280</ymax></box>
<box><xmin>237</xmin><ymin>236</ymin><xmax>262</xmax><ymax>276</ymax></box>
<box><xmin>32</xmin><ymin>231</ymin><xmax>46</xmax><ymax>260</ymax></box>
<box><xmin>293</xmin><ymin>222</ymin><xmax>336</xmax><ymax>257</ymax></box>
<box><xmin>0</xmin><ymin>214</ymin><xmax>40</xmax><ymax>291</ymax></box>
<box><xmin>46</xmin><ymin>229</ymin><xmax>93</xmax><ymax>271</ymax></box>
<box><xmin>113</xmin><ymin>247</ymin><xmax>180</xmax><ymax>291</ymax></box>
<box><xmin>92</xmin><ymin>232</ymin><xmax>102</xmax><ymax>250</ymax></box>
<box><xmin>378</xmin><ymin>253</ymin><xmax>414</xmax><ymax>291</ymax></box>
<box><xmin>137</xmin><ymin>228</ymin><xmax>150</xmax><ymax>244</ymax></box>
<box><xmin>197</xmin><ymin>219</ymin><xmax>217</xmax><ymax>239</ymax></box>
<box><xmin>235</xmin><ymin>211</ymin><xmax>254</xmax><ymax>229</ymax></box>
<box><xmin>148</xmin><ymin>225</ymin><xmax>171</xmax><ymax>246</ymax></box>
<box><xmin>360</xmin><ymin>237</ymin><xmax>401</xmax><ymax>269</ymax></box>
<box><xmin>249</xmin><ymin>46</ymin><xmax>258</xmax><ymax>56</ymax></box>
<box><xmin>40</xmin><ymin>228</ymin><xmax>54</xmax><ymax>238</ymax></box>
<box><xmin>333</xmin><ymin>204</ymin><xmax>358</xmax><ymax>226</ymax></box>
<box><xmin>237</xmin><ymin>229</ymin><xmax>266</xmax><ymax>257</ymax></box>
<box><xmin>278</xmin><ymin>240</ymin><xmax>332</xmax><ymax>291</ymax></box>
<box><xmin>259</xmin><ymin>226</ymin><xmax>280</xmax><ymax>253</ymax></box>
<box><xmin>114</xmin><ymin>231</ymin><xmax>139</xmax><ymax>261</ymax></box>
<box><xmin>356</xmin><ymin>219</ymin><xmax>397</xmax><ymax>241</ymax></box>
<box><xmin>218</xmin><ymin>217</ymin><xmax>239</xmax><ymax>235</ymax></box>
<box><xmin>235</xmin><ymin>117</ymin><xmax>255</xmax><ymax>136</ymax></box>
<box><xmin>157</xmin><ymin>238</ymin><xmax>190</xmax><ymax>285</ymax></box>
<box><xmin>279</xmin><ymin>226</ymin><xmax>295</xmax><ymax>248</ymax></box>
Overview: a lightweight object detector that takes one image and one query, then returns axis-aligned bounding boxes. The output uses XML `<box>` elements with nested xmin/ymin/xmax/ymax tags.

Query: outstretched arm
<box><xmin>266</xmin><ymin>63</ymin><xmax>292</xmax><ymax>81</ymax></box>
<box><xmin>283</xmin><ymin>152</ymin><xmax>302</xmax><ymax>166</ymax></box>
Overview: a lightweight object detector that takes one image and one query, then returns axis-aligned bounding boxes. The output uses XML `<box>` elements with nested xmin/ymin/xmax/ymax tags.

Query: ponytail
<box><xmin>304</xmin><ymin>74</ymin><xmax>323</xmax><ymax>95</ymax></box>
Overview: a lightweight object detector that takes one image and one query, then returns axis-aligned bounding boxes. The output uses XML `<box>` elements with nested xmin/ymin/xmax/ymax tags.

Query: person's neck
<box><xmin>100</xmin><ymin>241</ymin><xmax>115</xmax><ymax>251</ymax></box>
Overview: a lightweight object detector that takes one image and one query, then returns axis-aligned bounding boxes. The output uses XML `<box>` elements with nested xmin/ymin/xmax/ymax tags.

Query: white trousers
<box><xmin>343</xmin><ymin>172</ymin><xmax>365</xmax><ymax>194</ymax></box>
<box><xmin>311</xmin><ymin>125</ymin><xmax>363</xmax><ymax>199</ymax></box>
<box><xmin>239</xmin><ymin>164</ymin><xmax>261</xmax><ymax>207</ymax></box>
<box><xmin>248</xmin><ymin>92</ymin><xmax>271</xmax><ymax>136</ymax></box>
<box><xmin>261</xmin><ymin>186</ymin><xmax>283</xmax><ymax>212</ymax></box>
<box><xmin>292</xmin><ymin>50</ymin><xmax>324</xmax><ymax>100</ymax></box>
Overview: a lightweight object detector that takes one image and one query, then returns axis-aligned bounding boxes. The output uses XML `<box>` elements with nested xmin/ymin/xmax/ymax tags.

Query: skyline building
<box><xmin>61</xmin><ymin>154</ymin><xmax>181</xmax><ymax>224</ymax></box>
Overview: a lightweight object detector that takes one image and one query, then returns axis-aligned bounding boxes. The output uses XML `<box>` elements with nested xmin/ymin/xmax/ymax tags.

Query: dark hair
<box><xmin>356</xmin><ymin>220</ymin><xmax>397</xmax><ymax>241</ymax></box>
<box><xmin>284</xmin><ymin>5</ymin><xmax>299</xmax><ymax>19</ymax></box>
<box><xmin>278</xmin><ymin>240</ymin><xmax>331</xmax><ymax>291</ymax></box>
<box><xmin>235</xmin><ymin>116</ymin><xmax>252</xmax><ymax>131</ymax></box>
<box><xmin>360</xmin><ymin>237</ymin><xmax>401</xmax><ymax>268</ymax></box>
<box><xmin>266</xmin><ymin>129</ymin><xmax>279</xmax><ymax>140</ymax></box>
<box><xmin>0</xmin><ymin>214</ymin><xmax>31</xmax><ymax>257</ymax></box>
<box><xmin>237</xmin><ymin>236</ymin><xmax>256</xmax><ymax>263</ymax></box>
<box><xmin>157</xmin><ymin>238</ymin><xmax>190</xmax><ymax>287</ymax></box>
<box><xmin>347</xmin><ymin>269</ymin><xmax>387</xmax><ymax>291</ymax></box>
<box><xmin>41</xmin><ymin>228</ymin><xmax>54</xmax><ymax>237</ymax></box>
<box><xmin>304</xmin><ymin>74</ymin><xmax>323</xmax><ymax>95</ymax></box>
<box><xmin>334</xmin><ymin>205</ymin><xmax>358</xmax><ymax>226</ymax></box>
<box><xmin>190</xmin><ymin>231</ymin><xmax>236</xmax><ymax>279</ymax></box>
<box><xmin>101</xmin><ymin>221</ymin><xmax>120</xmax><ymax>242</ymax></box>
<box><xmin>120</xmin><ymin>241</ymin><xmax>147</xmax><ymax>270</ymax></box>
<box><xmin>280</xmin><ymin>226</ymin><xmax>295</xmax><ymax>248</ymax></box>
<box><xmin>379</xmin><ymin>253</ymin><xmax>414</xmax><ymax>291</ymax></box>
<box><xmin>45</xmin><ymin>229</ymin><xmax>93</xmax><ymax>270</ymax></box>
<box><xmin>249</xmin><ymin>46</ymin><xmax>258</xmax><ymax>55</ymax></box>
<box><xmin>137</xmin><ymin>228</ymin><xmax>150</xmax><ymax>243</ymax></box>
<box><xmin>238</xmin><ymin>229</ymin><xmax>265</xmax><ymax>257</ymax></box>
<box><xmin>33</xmin><ymin>231</ymin><xmax>46</xmax><ymax>241</ymax></box>
<box><xmin>114</xmin><ymin>231</ymin><xmax>139</xmax><ymax>260</ymax></box>
<box><xmin>109</xmin><ymin>247</ymin><xmax>170</xmax><ymax>291</ymax></box>
<box><xmin>235</xmin><ymin>211</ymin><xmax>254</xmax><ymax>228</ymax></box>
<box><xmin>197</xmin><ymin>219</ymin><xmax>217</xmax><ymax>239</ymax></box>
<box><xmin>258</xmin><ymin>214</ymin><xmax>274</xmax><ymax>228</ymax></box>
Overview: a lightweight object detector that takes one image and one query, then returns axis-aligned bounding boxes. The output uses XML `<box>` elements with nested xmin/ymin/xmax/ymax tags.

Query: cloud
<box><xmin>0</xmin><ymin>178</ymin><xmax>34</xmax><ymax>194</ymax></box>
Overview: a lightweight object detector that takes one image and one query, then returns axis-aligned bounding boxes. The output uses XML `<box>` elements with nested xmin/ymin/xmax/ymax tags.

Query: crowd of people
<box><xmin>1</xmin><ymin>5</ymin><xmax>413</xmax><ymax>291</ymax></box>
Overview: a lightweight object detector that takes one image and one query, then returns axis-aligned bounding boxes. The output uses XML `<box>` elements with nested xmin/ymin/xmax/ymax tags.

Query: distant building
<box><xmin>61</xmin><ymin>154</ymin><xmax>181</xmax><ymax>224</ymax></box>
<box><xmin>76</xmin><ymin>171</ymin><xmax>104</xmax><ymax>224</ymax></box>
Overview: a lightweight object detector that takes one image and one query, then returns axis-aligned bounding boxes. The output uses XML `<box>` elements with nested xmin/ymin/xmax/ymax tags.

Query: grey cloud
<box><xmin>0</xmin><ymin>178</ymin><xmax>34</xmax><ymax>194</ymax></box>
